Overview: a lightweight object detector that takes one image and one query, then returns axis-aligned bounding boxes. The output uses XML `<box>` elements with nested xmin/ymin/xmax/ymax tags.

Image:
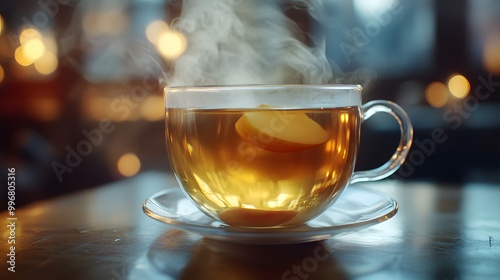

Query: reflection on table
<box><xmin>1</xmin><ymin>172</ymin><xmax>499</xmax><ymax>280</ymax></box>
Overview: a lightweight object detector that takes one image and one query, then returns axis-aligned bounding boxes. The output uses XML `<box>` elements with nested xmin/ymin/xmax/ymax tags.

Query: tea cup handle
<box><xmin>350</xmin><ymin>100</ymin><xmax>413</xmax><ymax>184</ymax></box>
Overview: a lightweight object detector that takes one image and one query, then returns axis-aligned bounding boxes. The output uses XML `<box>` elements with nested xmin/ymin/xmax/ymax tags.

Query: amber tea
<box><xmin>166</xmin><ymin>106</ymin><xmax>360</xmax><ymax>227</ymax></box>
<box><xmin>164</xmin><ymin>84</ymin><xmax>412</xmax><ymax>229</ymax></box>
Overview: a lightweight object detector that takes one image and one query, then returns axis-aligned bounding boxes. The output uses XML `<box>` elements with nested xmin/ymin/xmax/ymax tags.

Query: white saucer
<box><xmin>142</xmin><ymin>185</ymin><xmax>398</xmax><ymax>244</ymax></box>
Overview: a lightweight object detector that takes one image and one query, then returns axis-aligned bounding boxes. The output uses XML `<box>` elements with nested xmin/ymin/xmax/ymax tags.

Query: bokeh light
<box><xmin>353</xmin><ymin>0</ymin><xmax>397</xmax><ymax>18</ymax></box>
<box><xmin>448</xmin><ymin>74</ymin><xmax>470</xmax><ymax>98</ymax></box>
<box><xmin>19</xmin><ymin>28</ymin><xmax>42</xmax><ymax>45</ymax></box>
<box><xmin>0</xmin><ymin>14</ymin><xmax>3</xmax><ymax>36</ymax></box>
<box><xmin>0</xmin><ymin>64</ymin><xmax>4</xmax><ymax>83</ymax></box>
<box><xmin>84</xmin><ymin>96</ymin><xmax>110</xmax><ymax>120</ymax></box>
<box><xmin>117</xmin><ymin>153</ymin><xmax>141</xmax><ymax>177</ymax></box>
<box><xmin>34</xmin><ymin>51</ymin><xmax>58</xmax><ymax>75</ymax></box>
<box><xmin>425</xmin><ymin>81</ymin><xmax>449</xmax><ymax>108</ymax></box>
<box><xmin>82</xmin><ymin>85</ymin><xmax>151</xmax><ymax>122</ymax></box>
<box><xmin>14</xmin><ymin>46</ymin><xmax>33</xmax><ymax>66</ymax></box>
<box><xmin>14</xmin><ymin>27</ymin><xmax>59</xmax><ymax>74</ymax></box>
<box><xmin>23</xmin><ymin>38</ymin><xmax>46</xmax><ymax>61</ymax></box>
<box><xmin>157</xmin><ymin>30</ymin><xmax>187</xmax><ymax>59</ymax></box>
<box><xmin>146</xmin><ymin>20</ymin><xmax>169</xmax><ymax>45</ymax></box>
<box><xmin>43</xmin><ymin>36</ymin><xmax>58</xmax><ymax>55</ymax></box>
<box><xmin>483</xmin><ymin>35</ymin><xmax>500</xmax><ymax>74</ymax></box>
<box><xmin>140</xmin><ymin>96</ymin><xmax>164</xmax><ymax>121</ymax></box>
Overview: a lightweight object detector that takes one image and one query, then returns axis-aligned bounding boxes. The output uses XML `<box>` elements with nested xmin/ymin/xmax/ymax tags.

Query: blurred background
<box><xmin>1</xmin><ymin>0</ymin><xmax>499</xmax><ymax>206</ymax></box>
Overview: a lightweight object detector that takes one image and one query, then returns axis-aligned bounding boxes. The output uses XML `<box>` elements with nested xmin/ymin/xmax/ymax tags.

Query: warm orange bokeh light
<box><xmin>448</xmin><ymin>74</ymin><xmax>470</xmax><ymax>98</ymax></box>
<box><xmin>140</xmin><ymin>96</ymin><xmax>164</xmax><ymax>121</ymax></box>
<box><xmin>23</xmin><ymin>38</ymin><xmax>46</xmax><ymax>61</ymax></box>
<box><xmin>19</xmin><ymin>28</ymin><xmax>42</xmax><ymax>45</ymax></box>
<box><xmin>0</xmin><ymin>64</ymin><xmax>4</xmax><ymax>83</ymax></box>
<box><xmin>0</xmin><ymin>14</ymin><xmax>4</xmax><ymax>36</ymax></box>
<box><xmin>14</xmin><ymin>46</ymin><xmax>33</xmax><ymax>66</ymax></box>
<box><xmin>483</xmin><ymin>35</ymin><xmax>500</xmax><ymax>74</ymax></box>
<box><xmin>425</xmin><ymin>82</ymin><xmax>449</xmax><ymax>108</ymax></box>
<box><xmin>43</xmin><ymin>36</ymin><xmax>58</xmax><ymax>55</ymax></box>
<box><xmin>34</xmin><ymin>51</ymin><xmax>58</xmax><ymax>75</ymax></box>
<box><xmin>117</xmin><ymin>153</ymin><xmax>141</xmax><ymax>177</ymax></box>
<box><xmin>15</xmin><ymin>28</ymin><xmax>59</xmax><ymax>73</ymax></box>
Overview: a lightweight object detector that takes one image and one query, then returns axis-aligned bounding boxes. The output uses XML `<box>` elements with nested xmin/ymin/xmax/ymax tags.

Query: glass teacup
<box><xmin>164</xmin><ymin>84</ymin><xmax>412</xmax><ymax>228</ymax></box>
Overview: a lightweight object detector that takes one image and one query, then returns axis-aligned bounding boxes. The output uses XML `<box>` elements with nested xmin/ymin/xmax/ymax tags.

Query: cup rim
<box><xmin>166</xmin><ymin>84</ymin><xmax>363</xmax><ymax>92</ymax></box>
<box><xmin>165</xmin><ymin>84</ymin><xmax>363</xmax><ymax>108</ymax></box>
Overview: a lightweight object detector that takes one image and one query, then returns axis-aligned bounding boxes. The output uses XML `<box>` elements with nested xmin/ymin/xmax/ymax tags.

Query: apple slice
<box><xmin>218</xmin><ymin>207</ymin><xmax>298</xmax><ymax>227</ymax></box>
<box><xmin>235</xmin><ymin>106</ymin><xmax>330</xmax><ymax>153</ymax></box>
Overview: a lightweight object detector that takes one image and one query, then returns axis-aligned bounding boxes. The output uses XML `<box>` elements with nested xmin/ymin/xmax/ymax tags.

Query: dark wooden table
<box><xmin>2</xmin><ymin>172</ymin><xmax>499</xmax><ymax>280</ymax></box>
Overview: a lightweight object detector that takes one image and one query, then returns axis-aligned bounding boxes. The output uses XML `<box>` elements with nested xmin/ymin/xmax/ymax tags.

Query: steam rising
<box><xmin>167</xmin><ymin>0</ymin><xmax>333</xmax><ymax>86</ymax></box>
<box><xmin>58</xmin><ymin>0</ymin><xmax>338</xmax><ymax>86</ymax></box>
